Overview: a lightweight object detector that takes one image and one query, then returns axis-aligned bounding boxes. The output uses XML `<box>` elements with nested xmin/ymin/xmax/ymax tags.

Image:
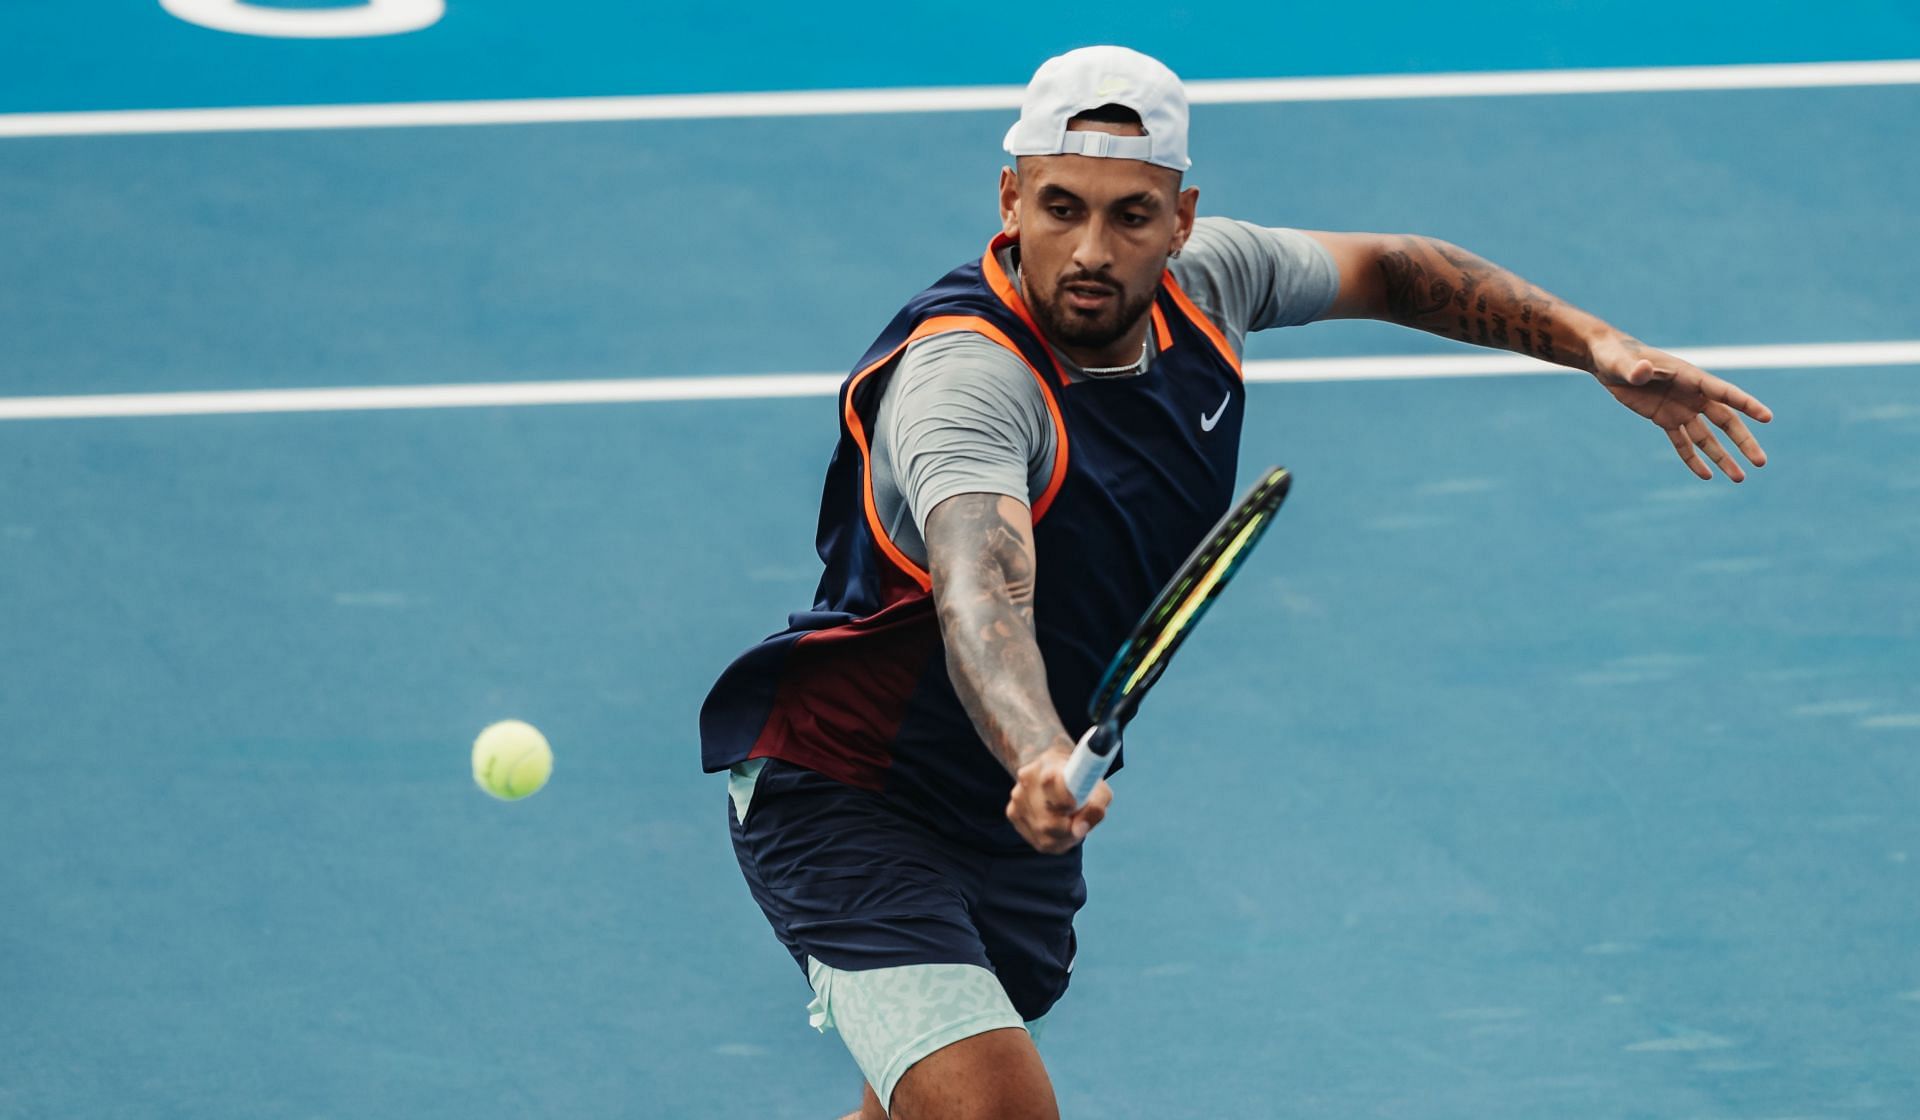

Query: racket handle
<box><xmin>1062</xmin><ymin>724</ymin><xmax>1117</xmax><ymax>809</ymax></box>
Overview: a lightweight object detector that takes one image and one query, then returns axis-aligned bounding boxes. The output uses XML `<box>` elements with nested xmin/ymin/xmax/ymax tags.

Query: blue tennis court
<box><xmin>3</xmin><ymin>4</ymin><xmax>1918</xmax><ymax>1117</ymax></box>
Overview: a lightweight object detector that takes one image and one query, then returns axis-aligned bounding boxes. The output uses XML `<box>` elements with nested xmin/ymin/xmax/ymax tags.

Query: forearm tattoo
<box><xmin>1376</xmin><ymin>237</ymin><xmax>1593</xmax><ymax>369</ymax></box>
<box><xmin>925</xmin><ymin>494</ymin><xmax>1070</xmax><ymax>774</ymax></box>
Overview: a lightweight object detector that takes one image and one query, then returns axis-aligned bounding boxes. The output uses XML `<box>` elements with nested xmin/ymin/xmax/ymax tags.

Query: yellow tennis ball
<box><xmin>471</xmin><ymin>720</ymin><xmax>552</xmax><ymax>801</ymax></box>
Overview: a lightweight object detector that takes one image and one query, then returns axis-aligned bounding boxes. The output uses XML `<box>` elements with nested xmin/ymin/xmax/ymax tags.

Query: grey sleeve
<box><xmin>876</xmin><ymin>332</ymin><xmax>1054</xmax><ymax>538</ymax></box>
<box><xmin>1168</xmin><ymin>216</ymin><xmax>1341</xmax><ymax>354</ymax></box>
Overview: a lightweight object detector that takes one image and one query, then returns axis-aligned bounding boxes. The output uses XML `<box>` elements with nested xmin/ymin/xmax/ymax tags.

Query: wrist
<box><xmin>1582</xmin><ymin>328</ymin><xmax>1644</xmax><ymax>377</ymax></box>
<box><xmin>1017</xmin><ymin>737</ymin><xmax>1075</xmax><ymax>770</ymax></box>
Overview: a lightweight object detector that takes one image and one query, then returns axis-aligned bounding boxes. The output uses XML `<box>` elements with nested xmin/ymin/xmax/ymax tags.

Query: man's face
<box><xmin>1000</xmin><ymin>121</ymin><xmax>1197</xmax><ymax>362</ymax></box>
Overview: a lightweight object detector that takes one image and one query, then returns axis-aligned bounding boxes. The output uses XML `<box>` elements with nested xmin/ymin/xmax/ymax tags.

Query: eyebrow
<box><xmin>1037</xmin><ymin>184</ymin><xmax>1164</xmax><ymax>210</ymax></box>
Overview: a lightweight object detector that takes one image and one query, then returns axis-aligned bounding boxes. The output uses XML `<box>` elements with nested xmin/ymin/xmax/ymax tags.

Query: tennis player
<box><xmin>700</xmin><ymin>46</ymin><xmax>1771</xmax><ymax>1120</ymax></box>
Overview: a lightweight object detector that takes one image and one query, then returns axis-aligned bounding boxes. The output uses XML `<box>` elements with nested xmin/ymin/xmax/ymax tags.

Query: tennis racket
<box><xmin>1062</xmin><ymin>465</ymin><xmax>1293</xmax><ymax>808</ymax></box>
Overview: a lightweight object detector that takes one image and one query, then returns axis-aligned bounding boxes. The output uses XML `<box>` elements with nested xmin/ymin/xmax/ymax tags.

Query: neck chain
<box><xmin>1077</xmin><ymin>337</ymin><xmax>1151</xmax><ymax>377</ymax></box>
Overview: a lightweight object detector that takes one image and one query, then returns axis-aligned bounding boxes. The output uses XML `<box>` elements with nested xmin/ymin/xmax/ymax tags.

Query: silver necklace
<box><xmin>1077</xmin><ymin>337</ymin><xmax>1150</xmax><ymax>377</ymax></box>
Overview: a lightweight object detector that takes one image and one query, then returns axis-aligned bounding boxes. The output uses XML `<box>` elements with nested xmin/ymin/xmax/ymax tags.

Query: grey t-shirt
<box><xmin>869</xmin><ymin>217</ymin><xmax>1339</xmax><ymax>566</ymax></box>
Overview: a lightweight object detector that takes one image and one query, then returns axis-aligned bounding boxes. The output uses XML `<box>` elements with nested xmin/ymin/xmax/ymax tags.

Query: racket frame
<box><xmin>1061</xmin><ymin>466</ymin><xmax>1292</xmax><ymax>807</ymax></box>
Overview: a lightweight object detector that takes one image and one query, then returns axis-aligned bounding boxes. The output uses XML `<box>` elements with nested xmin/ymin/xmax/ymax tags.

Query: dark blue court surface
<box><xmin>2</xmin><ymin>6</ymin><xmax>1917</xmax><ymax>1118</ymax></box>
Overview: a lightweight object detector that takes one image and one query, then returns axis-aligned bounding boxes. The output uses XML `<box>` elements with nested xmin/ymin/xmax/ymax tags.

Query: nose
<box><xmin>1069</xmin><ymin>215</ymin><xmax>1117</xmax><ymax>278</ymax></box>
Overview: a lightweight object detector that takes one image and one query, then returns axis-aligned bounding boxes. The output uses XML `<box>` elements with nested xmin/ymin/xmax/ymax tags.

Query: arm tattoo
<box><xmin>1375</xmin><ymin>236</ymin><xmax>1595</xmax><ymax>370</ymax></box>
<box><xmin>925</xmin><ymin>493</ymin><xmax>1072</xmax><ymax>775</ymax></box>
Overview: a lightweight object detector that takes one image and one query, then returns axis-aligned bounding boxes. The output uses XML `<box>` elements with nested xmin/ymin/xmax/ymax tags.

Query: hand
<box><xmin>1589</xmin><ymin>336</ymin><xmax>1773</xmax><ymax>482</ymax></box>
<box><xmin>1006</xmin><ymin>746</ymin><xmax>1111</xmax><ymax>854</ymax></box>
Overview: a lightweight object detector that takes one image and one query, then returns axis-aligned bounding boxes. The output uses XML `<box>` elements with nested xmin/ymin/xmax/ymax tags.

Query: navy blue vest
<box><xmin>700</xmin><ymin>235</ymin><xmax>1245</xmax><ymax>846</ymax></box>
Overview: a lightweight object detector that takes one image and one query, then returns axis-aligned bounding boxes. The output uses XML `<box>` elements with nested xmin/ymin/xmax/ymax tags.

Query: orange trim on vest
<box><xmin>1150</xmin><ymin>301</ymin><xmax>1173</xmax><ymax>353</ymax></box>
<box><xmin>906</xmin><ymin>312</ymin><xmax>1072</xmax><ymax>522</ymax></box>
<box><xmin>843</xmin><ymin>340</ymin><xmax>934</xmax><ymax>592</ymax></box>
<box><xmin>840</xmin><ymin>303</ymin><xmax>1078</xmax><ymax>594</ymax></box>
<box><xmin>981</xmin><ymin>235</ymin><xmax>1073</xmax><ymax>389</ymax></box>
<box><xmin>1162</xmin><ymin>271</ymin><xmax>1243</xmax><ymax>377</ymax></box>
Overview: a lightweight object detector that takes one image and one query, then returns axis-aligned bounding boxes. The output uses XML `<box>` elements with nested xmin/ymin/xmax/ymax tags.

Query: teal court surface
<box><xmin>2</xmin><ymin>3</ymin><xmax>1918</xmax><ymax>1117</ymax></box>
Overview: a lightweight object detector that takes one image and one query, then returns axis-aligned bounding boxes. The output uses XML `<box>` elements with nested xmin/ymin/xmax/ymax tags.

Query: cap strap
<box><xmin>1054</xmin><ymin>131</ymin><xmax>1156</xmax><ymax>161</ymax></box>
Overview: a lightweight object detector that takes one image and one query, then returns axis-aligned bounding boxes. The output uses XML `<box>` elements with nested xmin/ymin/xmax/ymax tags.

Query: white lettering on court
<box><xmin>159</xmin><ymin>0</ymin><xmax>444</xmax><ymax>39</ymax></box>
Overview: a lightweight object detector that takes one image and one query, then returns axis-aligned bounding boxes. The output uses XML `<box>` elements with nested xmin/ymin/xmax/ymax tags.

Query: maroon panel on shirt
<box><xmin>746</xmin><ymin>593</ymin><xmax>943</xmax><ymax>790</ymax></box>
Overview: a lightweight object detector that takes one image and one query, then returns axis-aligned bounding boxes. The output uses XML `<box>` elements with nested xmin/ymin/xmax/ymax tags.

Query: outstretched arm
<box><xmin>924</xmin><ymin>492</ymin><xmax>1109</xmax><ymax>854</ymax></box>
<box><xmin>1306</xmin><ymin>231</ymin><xmax>1773</xmax><ymax>481</ymax></box>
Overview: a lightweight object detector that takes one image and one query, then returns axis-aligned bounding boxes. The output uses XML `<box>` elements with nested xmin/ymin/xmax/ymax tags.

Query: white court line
<box><xmin>2</xmin><ymin>59</ymin><xmax>1918</xmax><ymax>138</ymax></box>
<box><xmin>2</xmin><ymin>341</ymin><xmax>1915</xmax><ymax>421</ymax></box>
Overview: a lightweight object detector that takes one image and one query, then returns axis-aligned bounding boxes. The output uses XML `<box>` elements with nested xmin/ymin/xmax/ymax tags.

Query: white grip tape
<box><xmin>1062</xmin><ymin>725</ymin><xmax>1109</xmax><ymax>809</ymax></box>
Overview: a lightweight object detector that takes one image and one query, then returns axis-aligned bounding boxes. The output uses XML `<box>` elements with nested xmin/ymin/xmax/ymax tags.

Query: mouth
<box><xmin>1060</xmin><ymin>282</ymin><xmax>1118</xmax><ymax>311</ymax></box>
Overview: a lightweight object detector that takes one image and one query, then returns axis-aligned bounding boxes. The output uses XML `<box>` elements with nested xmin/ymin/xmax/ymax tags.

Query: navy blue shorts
<box><xmin>728</xmin><ymin>758</ymin><xmax>1085</xmax><ymax>1023</ymax></box>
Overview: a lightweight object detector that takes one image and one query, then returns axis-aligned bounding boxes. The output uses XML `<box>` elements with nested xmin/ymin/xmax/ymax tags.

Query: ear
<box><xmin>998</xmin><ymin>166</ymin><xmax>1021</xmax><ymax>239</ymax></box>
<box><xmin>1169</xmin><ymin>184</ymin><xmax>1200</xmax><ymax>256</ymax></box>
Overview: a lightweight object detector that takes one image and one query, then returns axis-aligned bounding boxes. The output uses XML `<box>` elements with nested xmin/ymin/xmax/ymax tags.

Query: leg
<box><xmin>835</xmin><ymin>1083</ymin><xmax>886</xmax><ymax>1120</ymax></box>
<box><xmin>809</xmin><ymin>957</ymin><xmax>1053</xmax><ymax>1117</ymax></box>
<box><xmin>729</xmin><ymin>764</ymin><xmax>1041</xmax><ymax>1117</ymax></box>
<box><xmin>887</xmin><ymin>1027</ymin><xmax>1057</xmax><ymax>1120</ymax></box>
<box><xmin>833</xmin><ymin>1028</ymin><xmax>1053</xmax><ymax>1120</ymax></box>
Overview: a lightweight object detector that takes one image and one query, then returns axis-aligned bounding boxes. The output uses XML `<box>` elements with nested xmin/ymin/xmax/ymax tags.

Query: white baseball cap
<box><xmin>1002</xmin><ymin>46</ymin><xmax>1191</xmax><ymax>172</ymax></box>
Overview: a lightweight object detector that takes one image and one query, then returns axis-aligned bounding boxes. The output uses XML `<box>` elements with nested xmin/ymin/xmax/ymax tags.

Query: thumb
<box><xmin>1623</xmin><ymin>358</ymin><xmax>1659</xmax><ymax>385</ymax></box>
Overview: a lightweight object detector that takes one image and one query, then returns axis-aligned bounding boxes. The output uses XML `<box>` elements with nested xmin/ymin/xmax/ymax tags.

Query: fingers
<box><xmin>1691</xmin><ymin>416</ymin><xmax>1746</xmax><ymax>482</ymax></box>
<box><xmin>1674</xmin><ymin>385</ymin><xmax>1771</xmax><ymax>481</ymax></box>
<box><xmin>1006</xmin><ymin>779</ymin><xmax>1076</xmax><ymax>853</ymax></box>
<box><xmin>1701</xmin><ymin>373</ymin><xmax>1773</xmax><ymax>424</ymax></box>
<box><xmin>1622</xmin><ymin>352</ymin><xmax>1773</xmax><ymax>426</ymax></box>
<box><xmin>1007</xmin><ymin>757</ymin><xmax>1109</xmax><ymax>854</ymax></box>
<box><xmin>1663</xmin><ymin>362</ymin><xmax>1772</xmax><ymax>425</ymax></box>
<box><xmin>1007</xmin><ymin>808</ymin><xmax>1080</xmax><ymax>854</ymax></box>
<box><xmin>1610</xmin><ymin>348</ymin><xmax>1776</xmax><ymax>480</ymax></box>
<box><xmin>1074</xmin><ymin>782</ymin><xmax>1112</xmax><ymax>836</ymax></box>
<box><xmin>1668</xmin><ymin>417</ymin><xmax>1748</xmax><ymax>482</ymax></box>
<box><xmin>1665</xmin><ymin>424</ymin><xmax>1714</xmax><ymax>481</ymax></box>
<box><xmin>1706</xmin><ymin>400</ymin><xmax>1768</xmax><ymax>468</ymax></box>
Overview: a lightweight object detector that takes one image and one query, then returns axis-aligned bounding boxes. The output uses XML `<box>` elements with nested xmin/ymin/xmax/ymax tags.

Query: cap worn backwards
<box><xmin>1002</xmin><ymin>45</ymin><xmax>1191</xmax><ymax>173</ymax></box>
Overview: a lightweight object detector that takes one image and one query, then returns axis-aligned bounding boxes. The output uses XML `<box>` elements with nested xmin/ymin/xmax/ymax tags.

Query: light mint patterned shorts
<box><xmin>806</xmin><ymin>956</ymin><xmax>1047</xmax><ymax>1109</ymax></box>
<box><xmin>730</xmin><ymin>760</ymin><xmax>1050</xmax><ymax>1109</ymax></box>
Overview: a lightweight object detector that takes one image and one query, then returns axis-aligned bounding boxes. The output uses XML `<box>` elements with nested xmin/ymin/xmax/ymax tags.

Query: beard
<box><xmin>1028</xmin><ymin>272</ymin><xmax>1157</xmax><ymax>354</ymax></box>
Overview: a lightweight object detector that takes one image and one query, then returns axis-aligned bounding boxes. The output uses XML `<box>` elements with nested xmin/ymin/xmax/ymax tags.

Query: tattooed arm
<box><xmin>924</xmin><ymin>492</ymin><xmax>1109</xmax><ymax>853</ymax></box>
<box><xmin>1304</xmin><ymin>231</ymin><xmax>1773</xmax><ymax>481</ymax></box>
